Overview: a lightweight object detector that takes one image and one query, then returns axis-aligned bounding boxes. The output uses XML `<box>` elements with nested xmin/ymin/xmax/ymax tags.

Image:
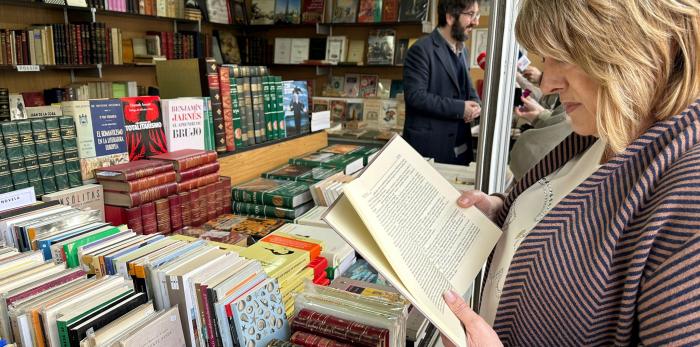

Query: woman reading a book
<box><xmin>444</xmin><ymin>0</ymin><xmax>700</xmax><ymax>345</ymax></box>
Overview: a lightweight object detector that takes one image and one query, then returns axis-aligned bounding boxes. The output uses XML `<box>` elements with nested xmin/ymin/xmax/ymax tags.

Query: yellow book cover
<box><xmin>240</xmin><ymin>242</ymin><xmax>309</xmax><ymax>281</ymax></box>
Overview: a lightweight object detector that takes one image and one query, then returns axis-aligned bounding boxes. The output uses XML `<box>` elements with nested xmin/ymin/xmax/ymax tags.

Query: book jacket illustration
<box><xmin>367</xmin><ymin>30</ymin><xmax>396</xmax><ymax>65</ymax></box>
<box><xmin>121</xmin><ymin>96</ymin><xmax>167</xmax><ymax>161</ymax></box>
<box><xmin>282</xmin><ymin>81</ymin><xmax>310</xmax><ymax>137</ymax></box>
<box><xmin>230</xmin><ymin>278</ymin><xmax>290</xmax><ymax>347</ymax></box>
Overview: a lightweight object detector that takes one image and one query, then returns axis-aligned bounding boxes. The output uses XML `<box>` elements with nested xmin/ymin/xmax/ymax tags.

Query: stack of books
<box><xmin>275</xmin><ymin>223</ymin><xmax>356</xmax><ymax>280</ymax></box>
<box><xmin>0</xmin><ymin>116</ymin><xmax>81</xmax><ymax>196</ymax></box>
<box><xmin>232</xmin><ymin>178</ymin><xmax>314</xmax><ymax>221</ymax></box>
<box><xmin>97</xmin><ymin>160</ymin><xmax>179</xmax><ymax>235</ymax></box>
<box><xmin>308</xmin><ymin>172</ymin><xmax>355</xmax><ymax>206</ymax></box>
<box><xmin>239</xmin><ymin>234</ymin><xmax>316</xmax><ymax>318</ymax></box>
<box><xmin>262</xmin><ymin>163</ymin><xmax>342</xmax><ymax>184</ymax></box>
<box><xmin>149</xmin><ymin>149</ymin><xmax>231</xmax><ymax>227</ymax></box>
<box><xmin>288</xmin><ymin>282</ymin><xmax>409</xmax><ymax>347</ymax></box>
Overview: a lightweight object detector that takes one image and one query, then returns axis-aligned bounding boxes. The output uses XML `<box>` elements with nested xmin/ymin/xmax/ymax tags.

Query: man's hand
<box><xmin>440</xmin><ymin>290</ymin><xmax>503</xmax><ymax>347</ymax></box>
<box><xmin>514</xmin><ymin>96</ymin><xmax>545</xmax><ymax>123</ymax></box>
<box><xmin>464</xmin><ymin>101</ymin><xmax>481</xmax><ymax>123</ymax></box>
<box><xmin>522</xmin><ymin>66</ymin><xmax>542</xmax><ymax>85</ymax></box>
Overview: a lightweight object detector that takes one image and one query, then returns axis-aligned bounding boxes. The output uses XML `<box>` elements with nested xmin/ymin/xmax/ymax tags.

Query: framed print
<box><xmin>469</xmin><ymin>28</ymin><xmax>489</xmax><ymax>68</ymax></box>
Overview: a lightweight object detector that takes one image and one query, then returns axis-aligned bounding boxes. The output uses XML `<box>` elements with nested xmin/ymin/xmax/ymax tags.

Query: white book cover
<box><xmin>41</xmin><ymin>183</ymin><xmax>105</xmax><ymax>221</ymax></box>
<box><xmin>8</xmin><ymin>94</ymin><xmax>27</xmax><ymax>121</ymax></box>
<box><xmin>61</xmin><ymin>101</ymin><xmax>96</xmax><ymax>159</ymax></box>
<box><xmin>276</xmin><ymin>222</ymin><xmax>354</xmax><ymax>267</ymax></box>
<box><xmin>325</xmin><ymin>36</ymin><xmax>348</xmax><ymax>63</ymax></box>
<box><xmin>162</xmin><ymin>98</ymin><xmax>206</xmax><ymax>151</ymax></box>
<box><xmin>274</xmin><ymin>38</ymin><xmax>292</xmax><ymax>64</ymax></box>
<box><xmin>290</xmin><ymin>38</ymin><xmax>310</xmax><ymax>64</ymax></box>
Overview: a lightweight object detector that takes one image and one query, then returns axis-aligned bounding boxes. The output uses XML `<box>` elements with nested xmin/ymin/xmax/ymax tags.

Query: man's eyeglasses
<box><xmin>461</xmin><ymin>11</ymin><xmax>481</xmax><ymax>20</ymax></box>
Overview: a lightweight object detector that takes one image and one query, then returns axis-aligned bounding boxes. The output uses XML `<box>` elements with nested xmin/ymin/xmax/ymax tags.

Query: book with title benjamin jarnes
<box><xmin>121</xmin><ymin>96</ymin><xmax>167</xmax><ymax>161</ymax></box>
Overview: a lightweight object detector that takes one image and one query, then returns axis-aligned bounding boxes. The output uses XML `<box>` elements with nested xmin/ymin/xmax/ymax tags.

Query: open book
<box><xmin>322</xmin><ymin>135</ymin><xmax>502</xmax><ymax>347</ymax></box>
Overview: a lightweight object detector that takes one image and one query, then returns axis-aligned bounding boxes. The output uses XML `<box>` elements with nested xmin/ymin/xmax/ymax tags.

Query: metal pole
<box><xmin>471</xmin><ymin>0</ymin><xmax>520</xmax><ymax>313</ymax></box>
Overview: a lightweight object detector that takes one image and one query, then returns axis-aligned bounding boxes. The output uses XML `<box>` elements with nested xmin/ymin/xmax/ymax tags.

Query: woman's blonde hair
<box><xmin>515</xmin><ymin>0</ymin><xmax>700</xmax><ymax>153</ymax></box>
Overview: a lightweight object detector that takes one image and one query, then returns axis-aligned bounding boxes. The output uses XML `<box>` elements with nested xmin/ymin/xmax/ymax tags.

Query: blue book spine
<box><xmin>231</xmin><ymin>278</ymin><xmax>289</xmax><ymax>347</ymax></box>
<box><xmin>88</xmin><ymin>99</ymin><xmax>128</xmax><ymax>157</ymax></box>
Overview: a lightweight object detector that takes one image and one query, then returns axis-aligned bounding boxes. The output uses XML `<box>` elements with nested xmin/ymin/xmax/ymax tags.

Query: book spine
<box><xmin>206</xmin><ymin>183</ymin><xmax>217</xmax><ymax>221</ymax></box>
<box><xmin>197</xmin><ymin>186</ymin><xmax>207</xmax><ymax>226</ymax></box>
<box><xmin>230</xmin><ymin>76</ymin><xmax>244</xmax><ymax>148</ymax></box>
<box><xmin>178</xmin><ymin>161</ymin><xmax>220</xmax><ymax>182</ymax></box>
<box><xmin>275</xmin><ymin>76</ymin><xmax>285</xmax><ymax>139</ymax></box>
<box><xmin>251</xmin><ymin>76</ymin><xmax>266</xmax><ymax>143</ymax></box>
<box><xmin>168</xmin><ymin>194</ymin><xmax>183</xmax><ymax>233</ymax></box>
<box><xmin>205</xmin><ymin>58</ymin><xmax>227</xmax><ymax>153</ymax></box>
<box><xmin>96</xmin><ymin>161</ymin><xmax>173</xmax><ymax>181</ymax></box>
<box><xmin>202</xmin><ymin>97</ymin><xmax>212</xmax><ymax>151</ymax></box>
<box><xmin>154</xmin><ymin>198</ymin><xmax>172</xmax><ymax>234</ymax></box>
<box><xmin>243</xmin><ymin>77</ymin><xmax>255</xmax><ymax>145</ymax></box>
<box><xmin>179</xmin><ymin>191</ymin><xmax>191</xmax><ymax>227</ymax></box>
<box><xmin>190</xmin><ymin>188</ymin><xmax>202</xmax><ymax>226</ymax></box>
<box><xmin>176</xmin><ymin>151</ymin><xmax>218</xmax><ymax>171</ymax></box>
<box><xmin>220</xmin><ymin>176</ymin><xmax>232</xmax><ymax>213</ymax></box>
<box><xmin>218</xmin><ymin>66</ymin><xmax>235</xmax><ymax>152</ymax></box>
<box><xmin>110</xmin><ymin>181</ymin><xmax>177</xmax><ymax>207</ymax></box>
<box><xmin>292</xmin><ymin>309</ymin><xmax>389</xmax><ymax>346</ymax></box>
<box><xmin>232</xmin><ymin>201</ymin><xmax>296</xmax><ymax>219</ymax></box>
<box><xmin>177</xmin><ymin>172</ymin><xmax>220</xmax><ymax>193</ymax></box>
<box><xmin>126</xmin><ymin>206</ymin><xmax>143</xmax><ymax>234</ymax></box>
<box><xmin>290</xmin><ymin>331</ymin><xmax>354</xmax><ymax>347</ymax></box>
<box><xmin>59</xmin><ymin>116</ymin><xmax>83</xmax><ymax>188</ymax></box>
<box><xmin>140</xmin><ymin>202</ymin><xmax>157</xmax><ymax>234</ymax></box>
<box><xmin>125</xmin><ymin>171</ymin><xmax>177</xmax><ymax>192</ymax></box>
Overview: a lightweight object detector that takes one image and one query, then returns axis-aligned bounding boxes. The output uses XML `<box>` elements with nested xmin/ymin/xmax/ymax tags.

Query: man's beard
<box><xmin>451</xmin><ymin>22</ymin><xmax>470</xmax><ymax>42</ymax></box>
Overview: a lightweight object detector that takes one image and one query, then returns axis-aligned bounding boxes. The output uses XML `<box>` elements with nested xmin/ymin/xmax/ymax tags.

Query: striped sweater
<box><xmin>492</xmin><ymin>99</ymin><xmax>700</xmax><ymax>346</ymax></box>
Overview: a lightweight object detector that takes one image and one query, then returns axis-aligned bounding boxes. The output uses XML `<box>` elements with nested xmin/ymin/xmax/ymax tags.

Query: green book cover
<box><xmin>29</xmin><ymin>180</ymin><xmax>44</xmax><ymax>196</ymax></box>
<box><xmin>63</xmin><ymin>225</ymin><xmax>123</xmax><ymax>268</ymax></box>
<box><xmin>30</xmin><ymin>118</ymin><xmax>50</xmax><ymax>155</ymax></box>
<box><xmin>45</xmin><ymin>117</ymin><xmax>64</xmax><ymax>154</ymax></box>
<box><xmin>232</xmin><ymin>201</ymin><xmax>313</xmax><ymax>220</ymax></box>
<box><xmin>17</xmin><ymin>120</ymin><xmax>36</xmax><ymax>157</ymax></box>
<box><xmin>0</xmin><ymin>159</ymin><xmax>12</xmax><ymax>191</ymax></box>
<box><xmin>232</xmin><ymin>178</ymin><xmax>311</xmax><ymax>208</ymax></box>
<box><xmin>25</xmin><ymin>155</ymin><xmax>40</xmax><ymax>182</ymax></box>
<box><xmin>2</xmin><ymin>122</ymin><xmax>23</xmax><ymax>160</ymax></box>
<box><xmin>57</xmin><ymin>288</ymin><xmax>134</xmax><ymax>347</ymax></box>
<box><xmin>203</xmin><ymin>96</ymin><xmax>212</xmax><ymax>151</ymax></box>
<box><xmin>58</xmin><ymin>116</ymin><xmax>79</xmax><ymax>151</ymax></box>
<box><xmin>289</xmin><ymin>152</ymin><xmax>365</xmax><ymax>174</ymax></box>
<box><xmin>9</xmin><ymin>158</ymin><xmax>28</xmax><ymax>187</ymax></box>
<box><xmin>262</xmin><ymin>76</ymin><xmax>273</xmax><ymax>141</ymax></box>
<box><xmin>263</xmin><ymin>164</ymin><xmax>341</xmax><ymax>184</ymax></box>
<box><xmin>112</xmin><ymin>82</ymin><xmax>128</xmax><ymax>98</ymax></box>
<box><xmin>64</xmin><ymin>149</ymin><xmax>82</xmax><ymax>188</ymax></box>
<box><xmin>40</xmin><ymin>160</ymin><xmax>57</xmax><ymax>195</ymax></box>
<box><xmin>275</xmin><ymin>76</ymin><xmax>285</xmax><ymax>139</ymax></box>
<box><xmin>228</xmin><ymin>72</ymin><xmax>244</xmax><ymax>148</ymax></box>
<box><xmin>236</xmin><ymin>81</ymin><xmax>250</xmax><ymax>146</ymax></box>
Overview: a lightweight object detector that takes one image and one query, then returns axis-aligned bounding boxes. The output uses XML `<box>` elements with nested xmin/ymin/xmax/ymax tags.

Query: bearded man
<box><xmin>403</xmin><ymin>0</ymin><xmax>482</xmax><ymax>165</ymax></box>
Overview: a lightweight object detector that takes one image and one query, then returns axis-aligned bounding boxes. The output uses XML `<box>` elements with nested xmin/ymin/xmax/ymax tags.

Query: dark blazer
<box><xmin>403</xmin><ymin>29</ymin><xmax>481</xmax><ymax>164</ymax></box>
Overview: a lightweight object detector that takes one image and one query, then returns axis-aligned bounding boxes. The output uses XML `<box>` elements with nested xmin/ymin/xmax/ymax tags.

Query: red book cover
<box><xmin>95</xmin><ymin>160</ymin><xmax>174</xmax><ymax>182</ymax></box>
<box><xmin>198</xmin><ymin>284</ymin><xmax>217</xmax><ymax>347</ymax></box>
<box><xmin>190</xmin><ymin>188</ymin><xmax>201</xmax><ymax>226</ymax></box>
<box><xmin>140</xmin><ymin>202</ymin><xmax>157</xmax><ymax>235</ymax></box>
<box><xmin>204</xmin><ymin>58</ymin><xmax>227</xmax><ymax>153</ymax></box>
<box><xmin>6</xmin><ymin>269</ymin><xmax>86</xmax><ymax>306</ymax></box>
<box><xmin>197</xmin><ymin>187</ymin><xmax>208</xmax><ymax>225</ymax></box>
<box><xmin>104</xmin><ymin>182</ymin><xmax>178</xmax><ymax>207</ymax></box>
<box><xmin>381</xmin><ymin>0</ymin><xmax>399</xmax><ymax>22</ymax></box>
<box><xmin>125</xmin><ymin>206</ymin><xmax>143</xmax><ymax>235</ymax></box>
<box><xmin>214</xmin><ymin>185</ymin><xmax>223</xmax><ymax>217</ymax></box>
<box><xmin>176</xmin><ymin>172</ymin><xmax>220</xmax><ymax>193</ymax></box>
<box><xmin>99</xmin><ymin>171</ymin><xmax>177</xmax><ymax>192</ymax></box>
<box><xmin>168</xmin><ymin>194</ymin><xmax>183</xmax><ymax>233</ymax></box>
<box><xmin>218</xmin><ymin>67</ymin><xmax>235</xmax><ymax>152</ymax></box>
<box><xmin>291</xmin><ymin>331</ymin><xmax>353</xmax><ymax>347</ymax></box>
<box><xmin>21</xmin><ymin>92</ymin><xmax>45</xmax><ymax>107</ymax></box>
<box><xmin>302</xmin><ymin>0</ymin><xmax>325</xmax><ymax>24</ymax></box>
<box><xmin>312</xmin><ymin>277</ymin><xmax>330</xmax><ymax>286</ymax></box>
<box><xmin>104</xmin><ymin>204</ymin><xmax>128</xmax><ymax>225</ymax></box>
<box><xmin>76</xmin><ymin>24</ymin><xmax>83</xmax><ymax>65</ymax></box>
<box><xmin>206</xmin><ymin>182</ymin><xmax>218</xmax><ymax>221</ymax></box>
<box><xmin>308</xmin><ymin>256</ymin><xmax>328</xmax><ymax>279</ymax></box>
<box><xmin>179</xmin><ymin>192</ymin><xmax>192</xmax><ymax>227</ymax></box>
<box><xmin>177</xmin><ymin>161</ymin><xmax>220</xmax><ymax>182</ymax></box>
<box><xmin>148</xmin><ymin>149</ymin><xmax>218</xmax><ymax>172</ymax></box>
<box><xmin>292</xmin><ymin>309</ymin><xmax>390</xmax><ymax>347</ymax></box>
<box><xmin>154</xmin><ymin>198</ymin><xmax>171</xmax><ymax>234</ymax></box>
<box><xmin>220</xmin><ymin>176</ymin><xmax>232</xmax><ymax>213</ymax></box>
<box><xmin>121</xmin><ymin>96</ymin><xmax>168</xmax><ymax>161</ymax></box>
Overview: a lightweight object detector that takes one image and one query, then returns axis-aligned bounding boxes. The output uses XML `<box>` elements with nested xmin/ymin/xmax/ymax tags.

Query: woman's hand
<box><xmin>457</xmin><ymin>190</ymin><xmax>504</xmax><ymax>221</ymax></box>
<box><xmin>440</xmin><ymin>290</ymin><xmax>503</xmax><ymax>347</ymax></box>
<box><xmin>514</xmin><ymin>96</ymin><xmax>545</xmax><ymax>123</ymax></box>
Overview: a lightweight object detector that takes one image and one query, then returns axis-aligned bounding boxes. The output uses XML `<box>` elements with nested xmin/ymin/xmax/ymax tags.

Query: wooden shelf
<box><xmin>1</xmin><ymin>0</ymin><xmax>199</xmax><ymax>23</ymax></box>
<box><xmin>0</xmin><ymin>63</ymin><xmax>156</xmax><ymax>71</ymax></box>
<box><xmin>218</xmin><ymin>131</ymin><xmax>328</xmax><ymax>185</ymax></box>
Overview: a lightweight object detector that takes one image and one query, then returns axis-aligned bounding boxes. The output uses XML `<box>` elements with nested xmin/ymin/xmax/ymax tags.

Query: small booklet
<box><xmin>323</xmin><ymin>134</ymin><xmax>502</xmax><ymax>347</ymax></box>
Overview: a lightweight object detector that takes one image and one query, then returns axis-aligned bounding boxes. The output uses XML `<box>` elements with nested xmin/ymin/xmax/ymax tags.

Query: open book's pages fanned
<box><xmin>322</xmin><ymin>134</ymin><xmax>502</xmax><ymax>347</ymax></box>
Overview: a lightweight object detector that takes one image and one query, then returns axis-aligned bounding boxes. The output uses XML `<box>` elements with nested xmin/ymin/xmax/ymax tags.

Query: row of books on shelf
<box><xmin>203</xmin><ymin>0</ymin><xmax>429</xmax><ymax>25</ymax></box>
<box><xmin>0</xmin><ymin>24</ymin><xmax>211</xmax><ymax>66</ymax></box>
<box><xmin>273</xmin><ymin>30</ymin><xmax>414</xmax><ymax>66</ymax></box>
<box><xmin>43</xmin><ymin>0</ymin><xmax>193</xmax><ymax>19</ymax></box>
<box><xmin>315</xmin><ymin>96</ymin><xmax>406</xmax><ymax>132</ymax></box>
<box><xmin>322</xmin><ymin>74</ymin><xmax>404</xmax><ymax>99</ymax></box>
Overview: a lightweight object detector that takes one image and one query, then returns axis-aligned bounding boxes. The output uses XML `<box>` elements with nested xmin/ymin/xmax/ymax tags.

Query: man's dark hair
<box><xmin>437</xmin><ymin>0</ymin><xmax>479</xmax><ymax>27</ymax></box>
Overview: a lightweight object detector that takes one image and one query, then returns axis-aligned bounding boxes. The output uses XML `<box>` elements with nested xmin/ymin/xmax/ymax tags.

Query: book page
<box><xmin>332</xmin><ymin>135</ymin><xmax>502</xmax><ymax>347</ymax></box>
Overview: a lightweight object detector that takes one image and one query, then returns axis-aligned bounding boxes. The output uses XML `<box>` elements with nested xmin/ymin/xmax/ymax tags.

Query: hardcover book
<box><xmin>204</xmin><ymin>214</ymin><xmax>285</xmax><ymax>238</ymax></box>
<box><xmin>367</xmin><ymin>29</ymin><xmax>396</xmax><ymax>65</ymax></box>
<box><xmin>41</xmin><ymin>183</ymin><xmax>105</xmax><ymax>221</ymax></box>
<box><xmin>94</xmin><ymin>160</ymin><xmax>174</xmax><ymax>182</ymax></box>
<box><xmin>206</xmin><ymin>0</ymin><xmax>231</xmax><ymax>24</ymax></box>
<box><xmin>359</xmin><ymin>74</ymin><xmax>379</xmax><ymax>97</ymax></box>
<box><xmin>282</xmin><ymin>81</ymin><xmax>310</xmax><ymax>137</ymax></box>
<box><xmin>394</xmin><ymin>38</ymin><xmax>409</xmax><ymax>65</ymax></box>
<box><xmin>301</xmin><ymin>0</ymin><xmax>325</xmax><ymax>23</ymax></box>
<box><xmin>381</xmin><ymin>0</ymin><xmax>399</xmax><ymax>22</ymax></box>
<box><xmin>79</xmin><ymin>153</ymin><xmax>130</xmax><ymax>183</ymax></box>
<box><xmin>398</xmin><ymin>0</ymin><xmax>429</xmax><ymax>21</ymax></box>
<box><xmin>332</xmin><ymin>0</ymin><xmax>359</xmax><ymax>23</ymax></box>
<box><xmin>346</xmin><ymin>40</ymin><xmax>366</xmax><ymax>64</ymax></box>
<box><xmin>233</xmin><ymin>201</ymin><xmax>314</xmax><ymax>220</ymax></box>
<box><xmin>289</xmin><ymin>152</ymin><xmax>364</xmax><ymax>175</ymax></box>
<box><xmin>263</xmin><ymin>164</ymin><xmax>341</xmax><ymax>184</ymax></box>
<box><xmin>9</xmin><ymin>94</ymin><xmax>27</xmax><ymax>121</ymax></box>
<box><xmin>357</xmin><ymin>0</ymin><xmax>382</xmax><ymax>22</ymax></box>
<box><xmin>250</xmin><ymin>0</ymin><xmax>276</xmax><ymax>24</ymax></box>
<box><xmin>121</xmin><ymin>96</ymin><xmax>168</xmax><ymax>161</ymax></box>
<box><xmin>147</xmin><ymin>149</ymin><xmax>218</xmax><ymax>171</ymax></box>
<box><xmin>233</xmin><ymin>178</ymin><xmax>312</xmax><ymax>208</ymax></box>
<box><xmin>88</xmin><ymin>99</ymin><xmax>129</xmax><ymax>158</ymax></box>
<box><xmin>286</xmin><ymin>0</ymin><xmax>302</xmax><ymax>23</ymax></box>
<box><xmin>325</xmin><ymin>36</ymin><xmax>348</xmax><ymax>64</ymax></box>
<box><xmin>161</xmin><ymin>97</ymin><xmax>206</xmax><ymax>152</ymax></box>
